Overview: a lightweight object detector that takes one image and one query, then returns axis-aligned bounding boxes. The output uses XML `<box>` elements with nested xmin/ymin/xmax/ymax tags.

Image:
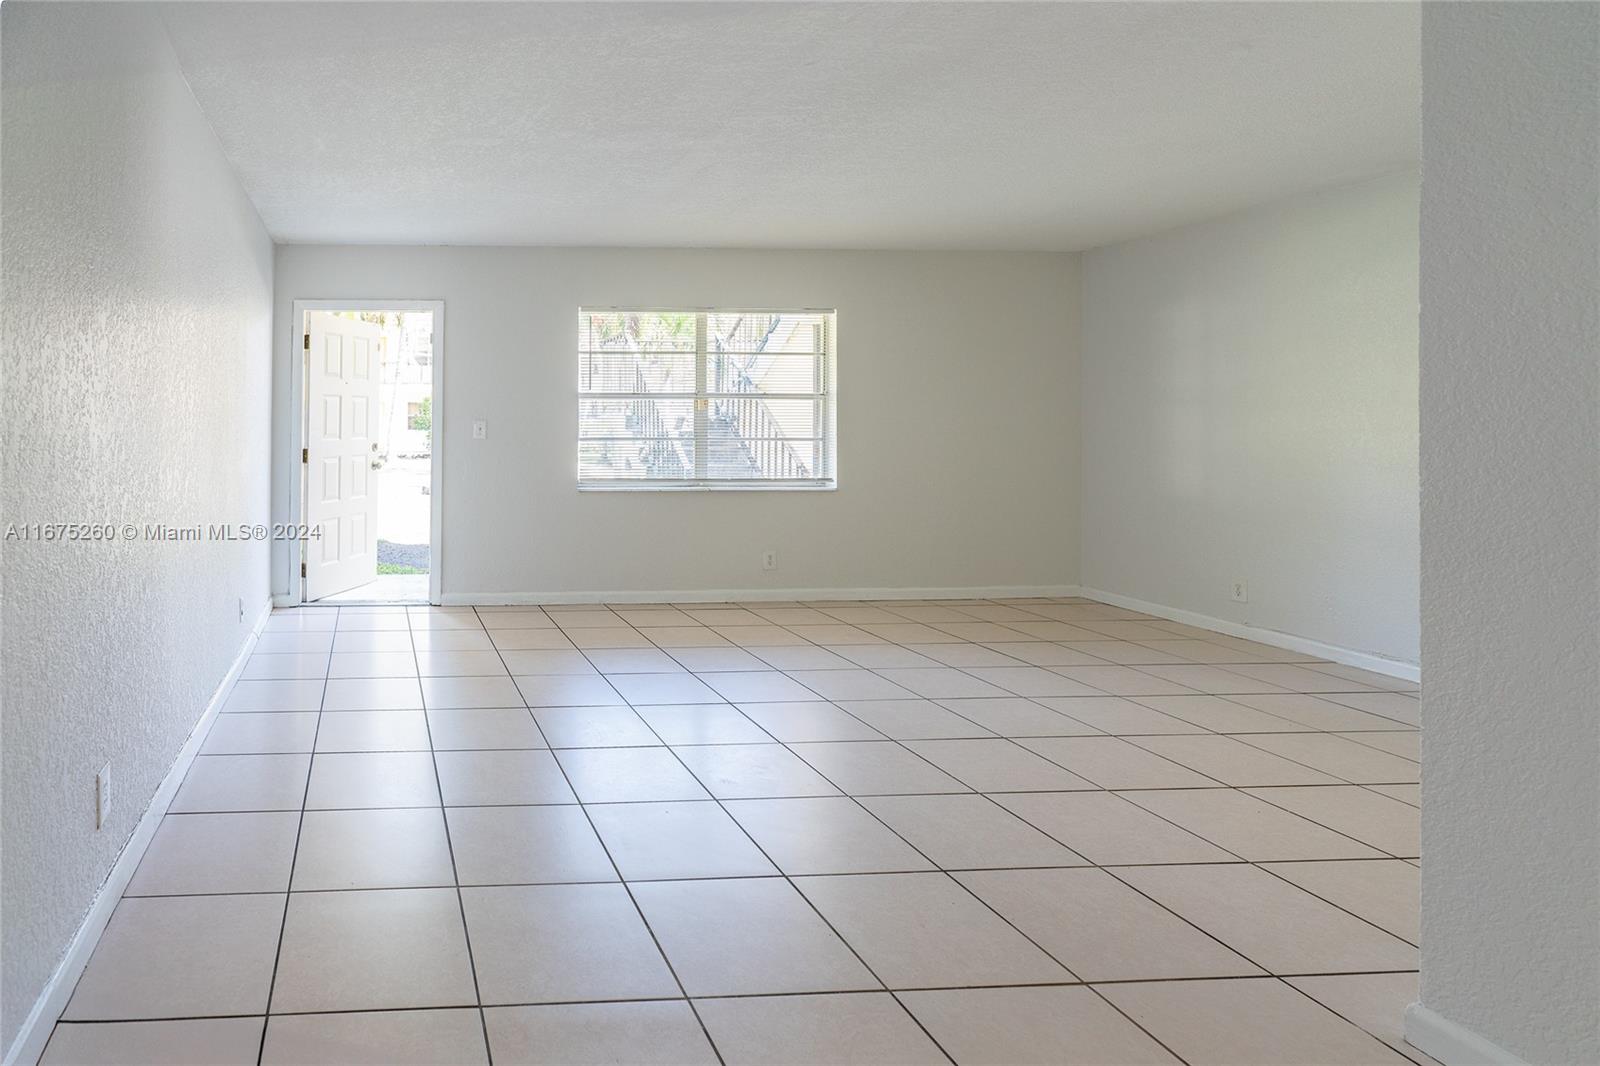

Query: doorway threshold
<box><xmin>314</xmin><ymin>574</ymin><xmax>429</xmax><ymax>605</ymax></box>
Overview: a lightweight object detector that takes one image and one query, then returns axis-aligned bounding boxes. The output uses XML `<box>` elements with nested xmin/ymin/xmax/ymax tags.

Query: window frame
<box><xmin>576</xmin><ymin>306</ymin><xmax>838</xmax><ymax>492</ymax></box>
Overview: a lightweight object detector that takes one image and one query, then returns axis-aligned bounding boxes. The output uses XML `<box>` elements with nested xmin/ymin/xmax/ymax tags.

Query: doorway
<box><xmin>293</xmin><ymin>300</ymin><xmax>443</xmax><ymax>605</ymax></box>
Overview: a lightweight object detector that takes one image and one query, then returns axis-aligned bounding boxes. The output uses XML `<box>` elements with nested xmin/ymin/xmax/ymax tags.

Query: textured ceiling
<box><xmin>159</xmin><ymin>2</ymin><xmax>1419</xmax><ymax>250</ymax></box>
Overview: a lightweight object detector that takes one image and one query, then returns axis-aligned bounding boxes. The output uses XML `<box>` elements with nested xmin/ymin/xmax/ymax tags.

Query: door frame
<box><xmin>289</xmin><ymin>298</ymin><xmax>445</xmax><ymax>605</ymax></box>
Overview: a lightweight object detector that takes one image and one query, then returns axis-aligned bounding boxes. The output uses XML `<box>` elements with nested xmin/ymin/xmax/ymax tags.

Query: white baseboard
<box><xmin>272</xmin><ymin>592</ymin><xmax>299</xmax><ymax>608</ymax></box>
<box><xmin>3</xmin><ymin>599</ymin><xmax>275</xmax><ymax>1066</ymax></box>
<box><xmin>1077</xmin><ymin>586</ymin><xmax>1420</xmax><ymax>683</ymax></box>
<box><xmin>1404</xmin><ymin>1003</ymin><xmax>1527</xmax><ymax>1066</ymax></box>
<box><xmin>440</xmin><ymin>585</ymin><xmax>1084</xmax><ymax>606</ymax></box>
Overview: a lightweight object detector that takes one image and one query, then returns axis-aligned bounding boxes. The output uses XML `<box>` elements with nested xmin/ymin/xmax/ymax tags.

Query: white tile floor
<box><xmin>41</xmin><ymin>598</ymin><xmax>1429</xmax><ymax>1065</ymax></box>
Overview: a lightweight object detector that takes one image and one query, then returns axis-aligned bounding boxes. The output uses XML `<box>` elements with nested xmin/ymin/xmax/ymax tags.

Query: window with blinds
<box><xmin>578</xmin><ymin>309</ymin><xmax>836</xmax><ymax>488</ymax></box>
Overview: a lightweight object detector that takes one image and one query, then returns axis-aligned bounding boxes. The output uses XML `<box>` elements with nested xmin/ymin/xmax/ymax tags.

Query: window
<box><xmin>578</xmin><ymin>308</ymin><xmax>836</xmax><ymax>488</ymax></box>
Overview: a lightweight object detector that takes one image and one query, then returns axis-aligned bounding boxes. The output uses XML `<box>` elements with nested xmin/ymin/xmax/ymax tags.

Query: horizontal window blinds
<box><xmin>579</xmin><ymin>309</ymin><xmax>836</xmax><ymax>487</ymax></box>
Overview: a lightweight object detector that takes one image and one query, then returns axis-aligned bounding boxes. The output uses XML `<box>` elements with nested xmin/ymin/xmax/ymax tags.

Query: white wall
<box><xmin>1412</xmin><ymin>4</ymin><xmax>1600</xmax><ymax>1063</ymax></box>
<box><xmin>272</xmin><ymin>248</ymin><xmax>1080</xmax><ymax>600</ymax></box>
<box><xmin>1079</xmin><ymin>171</ymin><xmax>1421</xmax><ymax>666</ymax></box>
<box><xmin>0</xmin><ymin>5</ymin><xmax>275</xmax><ymax>1051</ymax></box>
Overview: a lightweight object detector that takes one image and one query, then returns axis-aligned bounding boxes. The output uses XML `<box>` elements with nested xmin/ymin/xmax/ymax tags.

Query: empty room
<box><xmin>3</xmin><ymin>2</ymin><xmax>1596</xmax><ymax>1065</ymax></box>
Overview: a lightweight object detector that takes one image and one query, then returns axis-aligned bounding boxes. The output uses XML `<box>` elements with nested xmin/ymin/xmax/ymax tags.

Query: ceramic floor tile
<box><xmin>434</xmin><ymin>748</ymin><xmax>575</xmax><ymax>805</ymax></box>
<box><xmin>1244</xmin><ymin>786</ymin><xmax>1420</xmax><ymax>857</ymax></box>
<box><xmin>1318</xmin><ymin>692</ymin><xmax>1421</xmax><ymax>727</ymax></box>
<box><xmin>425</xmin><ymin>674</ymin><xmax>528</xmax><ymax>708</ymax></box>
<box><xmin>411</xmin><ymin>629</ymin><xmax>496</xmax><ymax>652</ymax></box>
<box><xmin>631</xmin><ymin>877</ymin><xmax>877</xmax><ymax>996</ymax></box>
<box><xmin>962</xmin><ymin>667</ymin><xmax>1107</xmax><ymax>698</ymax></box>
<box><xmin>784</xmin><ymin>669</ymin><xmax>917</xmax><ymax>701</ymax></box>
<box><xmin>425</xmin><ymin>707</ymin><xmax>546</xmax><ymax>750</ymax></box>
<box><xmin>1033</xmin><ymin>697</ymin><xmax>1203</xmax><ymax>736</ymax></box>
<box><xmin>1227</xmin><ymin>693</ymin><xmax>1416</xmax><ymax>732</ymax></box>
<box><xmin>1261</xmin><ymin>859</ymin><xmax>1420</xmax><ymax>942</ymax></box>
<box><xmin>323</xmin><ymin>677</ymin><xmax>425</xmax><ymax>710</ymax></box>
<box><xmin>567</xmin><ymin>626</ymin><xmax>655</xmax><ymax>649</ymax></box>
<box><xmin>1128</xmin><ymin>734</ymin><xmax>1340</xmax><ymax>786</ymax></box>
<box><xmin>1060</xmin><ymin>639</ymin><xmax>1192</xmax><ymax>665</ymax></box>
<box><xmin>1133</xmin><ymin>694</ymin><xmax>1315</xmax><ymax>733</ymax></box>
<box><xmin>501</xmin><ymin>649</ymin><xmax>603</xmax><ymax>675</ymax></box>
<box><xmin>415</xmin><ymin>650</ymin><xmax>509</xmax><ymax>676</ymax></box>
<box><xmin>64</xmin><ymin>894</ymin><xmax>284</xmax><ymax>1019</ymax></box>
<box><xmin>697</xmin><ymin>670</ymin><xmax>823</xmax><ymax>702</ymax></box>
<box><xmin>1339</xmin><ymin>731</ymin><xmax>1420</xmax><ymax>759</ymax></box>
<box><xmin>512</xmin><ymin>674</ymin><xmax>623</xmax><ymax>707</ymax></box>
<box><xmin>860</xmin><ymin>794</ymin><xmax>1086</xmax><ymax>869</ymax></box>
<box><xmin>327</xmin><ymin>651</ymin><xmax>419</xmax><ymax>678</ymax></box>
<box><xmin>635</xmin><ymin>703</ymin><xmax>771</xmax><ymax>744</ymax></box>
<box><xmin>933</xmin><ymin>697</ymin><xmax>1100</xmax><ymax>737</ymax></box>
<box><xmin>1122</xmin><ymin>789</ymin><xmax>1382</xmax><ymax>861</ymax></box>
<box><xmin>1305</xmin><ymin>664</ymin><xmax>1420</xmax><ymax>693</ymax></box>
<box><xmin>957</xmin><ymin>867</ymin><xmax>1260</xmax><ymax>981</ymax></box>
<box><xmin>587</xmin><ymin>800</ymin><xmax>777</xmax><ymax>879</ymax></box>
<box><xmin>1016</xmin><ymin>737</ymin><xmax>1216</xmax><ymax>789</ymax></box>
<box><xmin>1367</xmin><ymin>783</ymin><xmax>1420</xmax><ymax>806</ymax></box>
<box><xmin>314</xmin><ymin>709</ymin><xmax>432</xmax><ymax>752</ymax></box>
<box><xmin>533</xmin><ymin>705</ymin><xmax>660</xmax><ymax>747</ymax></box>
<box><xmin>1243</xmin><ymin>733</ymin><xmax>1420</xmax><ymax>783</ymax></box>
<box><xmin>1113</xmin><ymin>865</ymin><xmax>1418</xmax><ymax>974</ymax></box>
<box><xmin>675</xmin><ymin>743</ymin><xmax>844</xmax><ymax>799</ymax></box>
<box><xmin>170</xmin><ymin>754</ymin><xmax>311</xmax><ymax>813</ymax></box>
<box><xmin>795</xmin><ymin>872</ymin><xmax>1070</xmax><ymax>989</ymax></box>
<box><xmin>736</xmin><ymin>701</ymin><xmax>885</xmax><ymax>742</ymax></box>
<box><xmin>222</xmin><ymin>679</ymin><xmax>325</xmax><ymax>712</ymax></box>
<box><xmin>584</xmin><ymin>647</ymin><xmax>685</xmax><ymax>673</ymax></box>
<box><xmin>200</xmin><ymin>711</ymin><xmax>319</xmax><ymax>754</ymax></box>
<box><xmin>242</xmin><ymin>652</ymin><xmax>330</xmax><ymax>680</ymax></box>
<box><xmin>695</xmin><ymin>992</ymin><xmax>946</xmax><ymax>1065</ymax></box>
<box><xmin>1287</xmin><ymin>973</ymin><xmax>1431</xmax><ymax>1063</ymax></box>
<box><xmin>905</xmin><ymin>738</ymin><xmax>1097</xmax><ymax>792</ymax></box>
<box><xmin>484</xmin><ymin>1002</ymin><xmax>717</xmax><ymax>1065</ymax></box>
<box><xmin>446</xmin><ymin>804</ymin><xmax>616</xmax><ymax>885</ymax></box>
<box><xmin>993</xmin><ymin>791</ymin><xmax>1233</xmax><ymax>865</ymax></box>
<box><xmin>609</xmin><ymin>671</ymin><xmax>724</xmax><ymax>705</ymax></box>
<box><xmin>667</xmin><ymin>646</ymin><xmax>769</xmax><ymax>672</ymax></box>
<box><xmin>490</xmin><ymin>629</ymin><xmax>577</xmax><ymax>651</ymax></box>
<box><xmin>750</xmin><ymin>645</ymin><xmax>860</xmax><ymax>670</ymax></box>
<box><xmin>871</xmin><ymin>667</ymin><xmax>1011</xmax><ymax>699</ymax></box>
<box><xmin>829</xmin><ymin>644</ymin><xmax>946</xmax><ymax>668</ymax></box>
<box><xmin>125</xmin><ymin>812</ymin><xmax>299</xmax><ymax>896</ymax></box>
<box><xmin>1052</xmin><ymin>666</ymin><xmax>1199</xmax><ymax>697</ymax></box>
<box><xmin>291</xmin><ymin>807</ymin><xmax>456</xmax><ymax>890</ymax></box>
<box><xmin>261</xmin><ymin>1009</ymin><xmax>488</xmax><ymax>1065</ymax></box>
<box><xmin>724</xmin><ymin>797</ymin><xmax>936</xmax><ymax>875</ymax></box>
<box><xmin>42</xmin><ymin>1019</ymin><xmax>265</xmax><ymax>1066</ymax></box>
<box><xmin>333</xmin><ymin>630</ymin><xmax>416</xmax><ymax>653</ymax></box>
<box><xmin>462</xmin><ymin>883</ymin><xmax>680</xmax><ymax>1003</ymax></box>
<box><xmin>256</xmin><ymin>631</ymin><xmax>335</xmax><ymax>654</ymax></box>
<box><xmin>831</xmin><ymin>698</ymin><xmax>995</xmax><ymax>740</ymax></box>
<box><xmin>902</xmin><ymin>986</ymin><xmax>1180</xmax><ymax>1065</ymax></box>
<box><xmin>305</xmin><ymin>752</ymin><xmax>440</xmax><ymax>809</ymax></box>
<box><xmin>1098</xmin><ymin>978</ymin><xmax>1411</xmax><ymax>1065</ymax></box>
<box><xmin>1225</xmin><ymin>663</ymin><xmax>1379</xmax><ymax>692</ymax></box>
<box><xmin>556</xmin><ymin>746</ymin><xmax>710</xmax><ymax>802</ymax></box>
<box><xmin>271</xmin><ymin>888</ymin><xmax>476</xmax><ymax>1012</ymax></box>
<box><xmin>790</xmin><ymin>741</ymin><xmax>970</xmax><ymax>795</ymax></box>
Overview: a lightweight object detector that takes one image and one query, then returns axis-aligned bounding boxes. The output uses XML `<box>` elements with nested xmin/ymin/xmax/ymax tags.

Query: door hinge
<box><xmin>302</xmin><ymin>447</ymin><xmax>308</xmax><ymax>463</ymax></box>
<box><xmin>303</xmin><ymin>333</ymin><xmax>310</xmax><ymax>351</ymax></box>
<box><xmin>300</xmin><ymin>562</ymin><xmax>307</xmax><ymax>578</ymax></box>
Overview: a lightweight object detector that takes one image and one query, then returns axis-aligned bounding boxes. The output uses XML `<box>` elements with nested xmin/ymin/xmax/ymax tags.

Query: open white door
<box><xmin>304</xmin><ymin>311</ymin><xmax>382</xmax><ymax>600</ymax></box>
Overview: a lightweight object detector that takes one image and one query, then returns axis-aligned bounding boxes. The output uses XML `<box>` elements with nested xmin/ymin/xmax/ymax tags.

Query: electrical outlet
<box><xmin>1231</xmin><ymin>579</ymin><xmax>1249</xmax><ymax>604</ymax></box>
<box><xmin>238</xmin><ymin>596</ymin><xmax>245</xmax><ymax>622</ymax></box>
<box><xmin>762</xmin><ymin>549</ymin><xmax>778</xmax><ymax>571</ymax></box>
<box><xmin>472</xmin><ymin>420</ymin><xmax>487</xmax><ymax>440</ymax></box>
<box><xmin>95</xmin><ymin>763</ymin><xmax>111</xmax><ymax>830</ymax></box>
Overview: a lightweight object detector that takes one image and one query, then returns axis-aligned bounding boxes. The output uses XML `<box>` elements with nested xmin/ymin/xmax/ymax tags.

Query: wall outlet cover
<box><xmin>1231</xmin><ymin>580</ymin><xmax>1249</xmax><ymax>604</ymax></box>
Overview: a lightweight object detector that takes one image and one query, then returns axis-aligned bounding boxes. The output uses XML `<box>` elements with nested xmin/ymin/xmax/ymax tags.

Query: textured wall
<box><xmin>0</xmin><ymin>5</ymin><xmax>274</xmax><ymax>1049</ymax></box>
<box><xmin>1080</xmin><ymin>172</ymin><xmax>1421</xmax><ymax>664</ymax></box>
<box><xmin>1417</xmin><ymin>4</ymin><xmax>1600</xmax><ymax>1062</ymax></box>
<box><xmin>271</xmin><ymin>247</ymin><xmax>1080</xmax><ymax>599</ymax></box>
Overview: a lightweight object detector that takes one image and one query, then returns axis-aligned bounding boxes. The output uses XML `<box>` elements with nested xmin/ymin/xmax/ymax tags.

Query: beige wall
<box><xmin>1079</xmin><ymin>171</ymin><xmax>1421</xmax><ymax>667</ymax></box>
<box><xmin>1</xmin><ymin>5</ymin><xmax>275</xmax><ymax>1050</ymax></box>
<box><xmin>272</xmin><ymin>247</ymin><xmax>1081</xmax><ymax>600</ymax></box>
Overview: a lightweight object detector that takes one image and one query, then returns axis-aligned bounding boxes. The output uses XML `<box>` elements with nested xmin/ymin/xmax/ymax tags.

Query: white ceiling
<box><xmin>160</xmin><ymin>2</ymin><xmax>1419</xmax><ymax>250</ymax></box>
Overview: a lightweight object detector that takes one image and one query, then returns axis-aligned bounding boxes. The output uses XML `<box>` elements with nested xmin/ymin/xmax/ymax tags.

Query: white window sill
<box><xmin>578</xmin><ymin>482</ymin><xmax>837</xmax><ymax>493</ymax></box>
